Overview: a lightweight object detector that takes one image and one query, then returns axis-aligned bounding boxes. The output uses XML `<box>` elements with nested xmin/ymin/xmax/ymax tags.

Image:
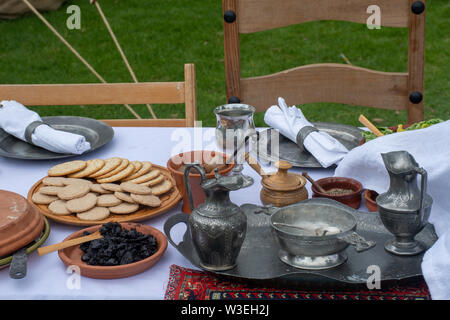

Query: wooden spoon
<box><xmin>301</xmin><ymin>172</ymin><xmax>328</xmax><ymax>194</ymax></box>
<box><xmin>358</xmin><ymin>114</ymin><xmax>384</xmax><ymax>137</ymax></box>
<box><xmin>244</xmin><ymin>152</ymin><xmax>267</xmax><ymax>177</ymax></box>
<box><xmin>37</xmin><ymin>231</ymin><xmax>102</xmax><ymax>256</ymax></box>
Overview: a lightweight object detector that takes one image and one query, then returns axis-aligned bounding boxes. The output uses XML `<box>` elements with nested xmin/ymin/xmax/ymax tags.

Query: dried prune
<box><xmin>79</xmin><ymin>222</ymin><xmax>158</xmax><ymax>266</ymax></box>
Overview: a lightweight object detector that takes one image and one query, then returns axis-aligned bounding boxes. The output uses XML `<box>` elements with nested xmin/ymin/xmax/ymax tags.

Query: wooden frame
<box><xmin>223</xmin><ymin>0</ymin><xmax>426</xmax><ymax>123</ymax></box>
<box><xmin>0</xmin><ymin>63</ymin><xmax>197</xmax><ymax>127</ymax></box>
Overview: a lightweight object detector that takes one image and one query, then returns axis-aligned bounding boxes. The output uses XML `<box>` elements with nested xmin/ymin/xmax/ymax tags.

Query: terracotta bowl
<box><xmin>58</xmin><ymin>222</ymin><xmax>168</xmax><ymax>279</ymax></box>
<box><xmin>0</xmin><ymin>217</ymin><xmax>51</xmax><ymax>269</ymax></box>
<box><xmin>0</xmin><ymin>190</ymin><xmax>44</xmax><ymax>257</ymax></box>
<box><xmin>364</xmin><ymin>189</ymin><xmax>379</xmax><ymax>212</ymax></box>
<box><xmin>311</xmin><ymin>177</ymin><xmax>363</xmax><ymax>209</ymax></box>
<box><xmin>167</xmin><ymin>150</ymin><xmax>235</xmax><ymax>213</ymax></box>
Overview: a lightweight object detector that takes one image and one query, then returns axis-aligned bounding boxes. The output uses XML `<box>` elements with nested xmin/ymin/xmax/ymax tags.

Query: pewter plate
<box><xmin>0</xmin><ymin>116</ymin><xmax>114</xmax><ymax>160</ymax></box>
<box><xmin>164</xmin><ymin>198</ymin><xmax>437</xmax><ymax>288</ymax></box>
<box><xmin>253</xmin><ymin>122</ymin><xmax>363</xmax><ymax>168</ymax></box>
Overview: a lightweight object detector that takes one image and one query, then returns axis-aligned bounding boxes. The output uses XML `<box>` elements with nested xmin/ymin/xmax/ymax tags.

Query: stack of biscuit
<box><xmin>31</xmin><ymin>158</ymin><xmax>173</xmax><ymax>221</ymax></box>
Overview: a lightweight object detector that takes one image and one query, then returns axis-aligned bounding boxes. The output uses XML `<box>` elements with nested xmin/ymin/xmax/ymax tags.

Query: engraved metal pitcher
<box><xmin>184</xmin><ymin>163</ymin><xmax>252</xmax><ymax>271</ymax></box>
<box><xmin>376</xmin><ymin>151</ymin><xmax>432</xmax><ymax>255</ymax></box>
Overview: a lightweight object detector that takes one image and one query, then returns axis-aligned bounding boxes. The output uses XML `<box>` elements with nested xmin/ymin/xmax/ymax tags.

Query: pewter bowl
<box><xmin>270</xmin><ymin>199</ymin><xmax>375</xmax><ymax>270</ymax></box>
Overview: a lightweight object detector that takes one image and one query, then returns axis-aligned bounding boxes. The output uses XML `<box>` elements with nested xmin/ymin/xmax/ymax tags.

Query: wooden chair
<box><xmin>0</xmin><ymin>63</ymin><xmax>197</xmax><ymax>127</ymax></box>
<box><xmin>222</xmin><ymin>0</ymin><xmax>426</xmax><ymax>123</ymax></box>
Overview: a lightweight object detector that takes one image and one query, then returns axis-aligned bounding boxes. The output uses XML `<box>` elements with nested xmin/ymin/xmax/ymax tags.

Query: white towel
<box><xmin>335</xmin><ymin>120</ymin><xmax>450</xmax><ymax>300</ymax></box>
<box><xmin>264</xmin><ymin>97</ymin><xmax>348</xmax><ymax>168</ymax></box>
<box><xmin>0</xmin><ymin>100</ymin><xmax>91</xmax><ymax>154</ymax></box>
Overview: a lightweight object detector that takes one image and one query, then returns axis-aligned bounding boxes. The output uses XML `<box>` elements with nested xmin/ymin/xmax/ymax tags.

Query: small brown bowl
<box><xmin>311</xmin><ymin>177</ymin><xmax>363</xmax><ymax>209</ymax></box>
<box><xmin>167</xmin><ymin>150</ymin><xmax>234</xmax><ymax>213</ymax></box>
<box><xmin>364</xmin><ymin>189</ymin><xmax>379</xmax><ymax>212</ymax></box>
<box><xmin>58</xmin><ymin>222</ymin><xmax>167</xmax><ymax>279</ymax></box>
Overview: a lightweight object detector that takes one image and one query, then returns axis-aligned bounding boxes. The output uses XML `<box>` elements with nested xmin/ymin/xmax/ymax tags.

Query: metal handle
<box><xmin>415</xmin><ymin>167</ymin><xmax>428</xmax><ymax>217</ymax></box>
<box><xmin>183</xmin><ymin>163</ymin><xmax>207</xmax><ymax>212</ymax></box>
<box><xmin>337</xmin><ymin>231</ymin><xmax>376</xmax><ymax>253</ymax></box>
<box><xmin>253</xmin><ymin>205</ymin><xmax>277</xmax><ymax>216</ymax></box>
<box><xmin>9</xmin><ymin>248</ymin><xmax>27</xmax><ymax>279</ymax></box>
<box><xmin>163</xmin><ymin>213</ymin><xmax>191</xmax><ymax>251</ymax></box>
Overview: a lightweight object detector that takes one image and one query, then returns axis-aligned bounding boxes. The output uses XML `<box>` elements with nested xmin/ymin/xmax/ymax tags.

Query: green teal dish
<box><xmin>0</xmin><ymin>217</ymin><xmax>50</xmax><ymax>267</ymax></box>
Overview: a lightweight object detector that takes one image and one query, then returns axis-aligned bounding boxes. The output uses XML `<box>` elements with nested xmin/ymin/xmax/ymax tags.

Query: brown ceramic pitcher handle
<box><xmin>184</xmin><ymin>163</ymin><xmax>207</xmax><ymax>212</ymax></box>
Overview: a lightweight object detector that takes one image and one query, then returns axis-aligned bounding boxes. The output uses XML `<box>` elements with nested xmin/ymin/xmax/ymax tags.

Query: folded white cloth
<box><xmin>335</xmin><ymin>120</ymin><xmax>450</xmax><ymax>300</ymax></box>
<box><xmin>264</xmin><ymin>97</ymin><xmax>348</xmax><ymax>168</ymax></box>
<box><xmin>0</xmin><ymin>100</ymin><xmax>91</xmax><ymax>154</ymax></box>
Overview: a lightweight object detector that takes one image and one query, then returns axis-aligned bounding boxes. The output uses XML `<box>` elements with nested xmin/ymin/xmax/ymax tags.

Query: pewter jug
<box><xmin>184</xmin><ymin>163</ymin><xmax>252</xmax><ymax>271</ymax></box>
<box><xmin>376</xmin><ymin>151</ymin><xmax>432</xmax><ymax>255</ymax></box>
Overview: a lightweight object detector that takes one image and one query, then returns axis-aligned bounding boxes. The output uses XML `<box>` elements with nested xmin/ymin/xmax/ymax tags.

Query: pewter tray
<box><xmin>253</xmin><ymin>122</ymin><xmax>363</xmax><ymax>168</ymax></box>
<box><xmin>0</xmin><ymin>116</ymin><xmax>114</xmax><ymax>160</ymax></box>
<box><xmin>164</xmin><ymin>199</ymin><xmax>437</xmax><ymax>288</ymax></box>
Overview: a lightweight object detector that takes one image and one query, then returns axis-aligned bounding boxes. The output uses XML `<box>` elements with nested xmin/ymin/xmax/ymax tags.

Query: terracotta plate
<box><xmin>58</xmin><ymin>222</ymin><xmax>168</xmax><ymax>279</ymax></box>
<box><xmin>27</xmin><ymin>165</ymin><xmax>181</xmax><ymax>226</ymax></box>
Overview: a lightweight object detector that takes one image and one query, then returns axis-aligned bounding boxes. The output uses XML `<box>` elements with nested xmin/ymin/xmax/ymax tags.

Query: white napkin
<box><xmin>0</xmin><ymin>100</ymin><xmax>91</xmax><ymax>154</ymax></box>
<box><xmin>335</xmin><ymin>120</ymin><xmax>450</xmax><ymax>300</ymax></box>
<box><xmin>264</xmin><ymin>97</ymin><xmax>348</xmax><ymax>168</ymax></box>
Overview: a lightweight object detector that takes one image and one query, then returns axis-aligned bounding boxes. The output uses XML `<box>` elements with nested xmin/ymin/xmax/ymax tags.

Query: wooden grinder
<box><xmin>245</xmin><ymin>153</ymin><xmax>308</xmax><ymax>207</ymax></box>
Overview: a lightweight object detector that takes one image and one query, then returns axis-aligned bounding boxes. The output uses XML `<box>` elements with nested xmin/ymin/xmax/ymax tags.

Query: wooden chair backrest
<box><xmin>223</xmin><ymin>0</ymin><xmax>426</xmax><ymax>123</ymax></box>
<box><xmin>0</xmin><ymin>63</ymin><xmax>197</xmax><ymax>127</ymax></box>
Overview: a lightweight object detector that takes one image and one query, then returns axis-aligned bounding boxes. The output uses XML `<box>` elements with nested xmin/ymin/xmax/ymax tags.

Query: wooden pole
<box><xmin>92</xmin><ymin>0</ymin><xmax>157</xmax><ymax>119</ymax></box>
<box><xmin>223</xmin><ymin>0</ymin><xmax>241</xmax><ymax>103</ymax></box>
<box><xmin>407</xmin><ymin>0</ymin><xmax>426</xmax><ymax>124</ymax></box>
<box><xmin>21</xmin><ymin>0</ymin><xmax>142</xmax><ymax>119</ymax></box>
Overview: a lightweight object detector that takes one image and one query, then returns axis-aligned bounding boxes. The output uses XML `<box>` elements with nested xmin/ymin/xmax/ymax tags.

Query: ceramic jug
<box><xmin>376</xmin><ymin>151</ymin><xmax>432</xmax><ymax>255</ymax></box>
<box><xmin>184</xmin><ymin>163</ymin><xmax>253</xmax><ymax>271</ymax></box>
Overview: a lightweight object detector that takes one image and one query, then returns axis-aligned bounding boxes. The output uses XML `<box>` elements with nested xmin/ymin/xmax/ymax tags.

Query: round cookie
<box><xmin>32</xmin><ymin>192</ymin><xmax>58</xmax><ymax>205</ymax></box>
<box><xmin>97</xmin><ymin>194</ymin><xmax>122</xmax><ymax>207</ymax></box>
<box><xmin>130</xmin><ymin>194</ymin><xmax>161</xmax><ymax>207</ymax></box>
<box><xmin>57</xmin><ymin>184</ymin><xmax>90</xmax><ymax>201</ymax></box>
<box><xmin>48</xmin><ymin>200</ymin><xmax>70</xmax><ymax>215</ymax></box>
<box><xmin>100</xmin><ymin>183</ymin><xmax>123</xmax><ymax>192</ymax></box>
<box><xmin>76</xmin><ymin>207</ymin><xmax>110</xmax><ymax>221</ymax></box>
<box><xmin>151</xmin><ymin>179</ymin><xmax>173</xmax><ymax>196</ymax></box>
<box><xmin>90</xmin><ymin>184</ymin><xmax>112</xmax><ymax>194</ymax></box>
<box><xmin>89</xmin><ymin>157</ymin><xmax>122</xmax><ymax>178</ymax></box>
<box><xmin>123</xmin><ymin>161</ymin><xmax>152</xmax><ymax>181</ymax></box>
<box><xmin>120</xmin><ymin>182</ymin><xmax>152</xmax><ymax>195</ymax></box>
<box><xmin>96</xmin><ymin>158</ymin><xmax>129</xmax><ymax>179</ymax></box>
<box><xmin>140</xmin><ymin>175</ymin><xmax>164</xmax><ymax>187</ymax></box>
<box><xmin>114</xmin><ymin>191</ymin><xmax>136</xmax><ymax>204</ymax></box>
<box><xmin>130</xmin><ymin>161</ymin><xmax>143</xmax><ymax>174</ymax></box>
<box><xmin>42</xmin><ymin>177</ymin><xmax>67</xmax><ymax>187</ymax></box>
<box><xmin>66</xmin><ymin>193</ymin><xmax>98</xmax><ymax>213</ymax></box>
<box><xmin>39</xmin><ymin>186</ymin><xmax>64</xmax><ymax>196</ymax></box>
<box><xmin>68</xmin><ymin>159</ymin><xmax>105</xmax><ymax>178</ymax></box>
<box><xmin>127</xmin><ymin>169</ymin><xmax>160</xmax><ymax>184</ymax></box>
<box><xmin>96</xmin><ymin>163</ymin><xmax>135</xmax><ymax>183</ymax></box>
<box><xmin>48</xmin><ymin>160</ymin><xmax>87</xmax><ymax>177</ymax></box>
<box><xmin>64</xmin><ymin>178</ymin><xmax>93</xmax><ymax>187</ymax></box>
<box><xmin>109</xmin><ymin>202</ymin><xmax>140</xmax><ymax>214</ymax></box>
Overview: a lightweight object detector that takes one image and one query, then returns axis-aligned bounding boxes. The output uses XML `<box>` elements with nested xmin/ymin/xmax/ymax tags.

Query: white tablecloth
<box><xmin>0</xmin><ymin>127</ymin><xmax>359</xmax><ymax>299</ymax></box>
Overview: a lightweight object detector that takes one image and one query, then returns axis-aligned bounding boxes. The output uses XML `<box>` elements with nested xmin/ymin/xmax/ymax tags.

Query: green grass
<box><xmin>0</xmin><ymin>0</ymin><xmax>448</xmax><ymax>127</ymax></box>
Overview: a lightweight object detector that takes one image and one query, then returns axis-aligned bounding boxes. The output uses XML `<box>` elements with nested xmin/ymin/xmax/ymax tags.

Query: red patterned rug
<box><xmin>164</xmin><ymin>264</ymin><xmax>431</xmax><ymax>300</ymax></box>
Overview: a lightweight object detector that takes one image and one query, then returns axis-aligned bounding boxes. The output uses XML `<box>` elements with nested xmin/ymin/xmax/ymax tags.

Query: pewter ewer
<box><xmin>184</xmin><ymin>163</ymin><xmax>252</xmax><ymax>271</ymax></box>
<box><xmin>376</xmin><ymin>151</ymin><xmax>433</xmax><ymax>256</ymax></box>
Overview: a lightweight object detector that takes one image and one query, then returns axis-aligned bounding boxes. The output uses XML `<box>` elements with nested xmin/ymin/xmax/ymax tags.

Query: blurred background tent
<box><xmin>0</xmin><ymin>0</ymin><xmax>65</xmax><ymax>20</ymax></box>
